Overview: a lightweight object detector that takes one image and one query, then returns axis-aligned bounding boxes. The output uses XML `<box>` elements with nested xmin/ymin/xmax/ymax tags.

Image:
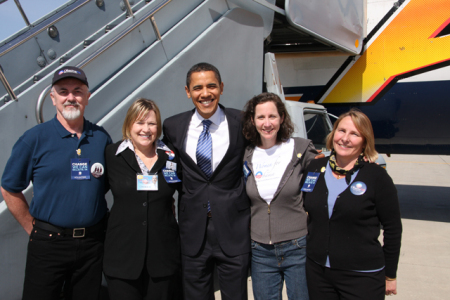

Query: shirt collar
<box><xmin>193</xmin><ymin>106</ymin><xmax>223</xmax><ymax>127</ymax></box>
<box><xmin>52</xmin><ymin>115</ymin><xmax>91</xmax><ymax>138</ymax></box>
<box><xmin>115</xmin><ymin>139</ymin><xmax>172</xmax><ymax>156</ymax></box>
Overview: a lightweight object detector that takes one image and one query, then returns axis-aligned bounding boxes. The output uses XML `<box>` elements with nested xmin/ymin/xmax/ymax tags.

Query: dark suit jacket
<box><xmin>103</xmin><ymin>141</ymin><xmax>181</xmax><ymax>279</ymax></box>
<box><xmin>163</xmin><ymin>105</ymin><xmax>250</xmax><ymax>257</ymax></box>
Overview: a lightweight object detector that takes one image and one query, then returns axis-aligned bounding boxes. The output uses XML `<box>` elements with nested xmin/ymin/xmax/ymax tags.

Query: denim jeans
<box><xmin>251</xmin><ymin>236</ymin><xmax>309</xmax><ymax>300</ymax></box>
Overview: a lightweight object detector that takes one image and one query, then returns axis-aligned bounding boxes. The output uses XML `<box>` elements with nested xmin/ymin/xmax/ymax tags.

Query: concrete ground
<box><xmin>215</xmin><ymin>154</ymin><xmax>450</xmax><ymax>299</ymax></box>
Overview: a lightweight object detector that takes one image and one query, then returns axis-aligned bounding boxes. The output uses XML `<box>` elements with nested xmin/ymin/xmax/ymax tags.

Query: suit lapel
<box><xmin>120</xmin><ymin>148</ymin><xmax>142</xmax><ymax>174</ymax></box>
<box><xmin>150</xmin><ymin>149</ymin><xmax>168</xmax><ymax>174</ymax></box>
<box><xmin>179</xmin><ymin>106</ymin><xmax>240</xmax><ymax>179</ymax></box>
<box><xmin>177</xmin><ymin>110</ymin><xmax>200</xmax><ymax>172</ymax></box>
<box><xmin>120</xmin><ymin>145</ymin><xmax>169</xmax><ymax>175</ymax></box>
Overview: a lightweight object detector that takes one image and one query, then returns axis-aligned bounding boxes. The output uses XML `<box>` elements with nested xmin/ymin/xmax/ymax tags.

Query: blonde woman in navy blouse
<box><xmin>302</xmin><ymin>109</ymin><xmax>402</xmax><ymax>300</ymax></box>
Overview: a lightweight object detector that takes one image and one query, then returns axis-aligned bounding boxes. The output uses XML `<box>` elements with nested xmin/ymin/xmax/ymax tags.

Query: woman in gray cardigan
<box><xmin>242</xmin><ymin>93</ymin><xmax>318</xmax><ymax>300</ymax></box>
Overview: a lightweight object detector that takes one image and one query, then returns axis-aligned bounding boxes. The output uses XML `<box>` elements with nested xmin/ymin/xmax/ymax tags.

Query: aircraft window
<box><xmin>304</xmin><ymin>112</ymin><xmax>330</xmax><ymax>152</ymax></box>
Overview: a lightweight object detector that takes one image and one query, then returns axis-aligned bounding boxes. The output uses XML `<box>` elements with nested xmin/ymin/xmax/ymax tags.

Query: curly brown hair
<box><xmin>242</xmin><ymin>92</ymin><xmax>294</xmax><ymax>147</ymax></box>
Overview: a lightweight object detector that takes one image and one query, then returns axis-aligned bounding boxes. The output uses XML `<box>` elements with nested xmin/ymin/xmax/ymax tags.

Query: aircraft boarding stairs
<box><xmin>0</xmin><ymin>0</ymin><xmax>276</xmax><ymax>298</ymax></box>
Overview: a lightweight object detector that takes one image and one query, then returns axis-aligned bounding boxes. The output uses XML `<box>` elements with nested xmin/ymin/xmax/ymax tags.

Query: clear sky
<box><xmin>0</xmin><ymin>0</ymin><xmax>66</xmax><ymax>42</ymax></box>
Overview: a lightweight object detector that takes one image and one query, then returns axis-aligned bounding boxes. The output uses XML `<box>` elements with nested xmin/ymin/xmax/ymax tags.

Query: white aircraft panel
<box><xmin>285</xmin><ymin>0</ymin><xmax>365</xmax><ymax>54</ymax></box>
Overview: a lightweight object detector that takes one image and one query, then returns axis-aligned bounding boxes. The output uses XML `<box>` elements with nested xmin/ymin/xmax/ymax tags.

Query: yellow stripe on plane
<box><xmin>320</xmin><ymin>0</ymin><xmax>450</xmax><ymax>104</ymax></box>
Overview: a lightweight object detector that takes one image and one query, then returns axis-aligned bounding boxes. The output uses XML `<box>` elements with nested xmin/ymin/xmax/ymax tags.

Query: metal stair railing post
<box><xmin>0</xmin><ymin>65</ymin><xmax>17</xmax><ymax>102</ymax></box>
<box><xmin>14</xmin><ymin>0</ymin><xmax>31</xmax><ymax>26</ymax></box>
<box><xmin>1</xmin><ymin>0</ymin><xmax>91</xmax><ymax>58</ymax></box>
<box><xmin>35</xmin><ymin>0</ymin><xmax>172</xmax><ymax>124</ymax></box>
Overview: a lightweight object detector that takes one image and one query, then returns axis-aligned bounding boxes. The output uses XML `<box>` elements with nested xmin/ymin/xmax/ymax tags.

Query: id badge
<box><xmin>301</xmin><ymin>172</ymin><xmax>320</xmax><ymax>192</ymax></box>
<box><xmin>137</xmin><ymin>174</ymin><xmax>158</xmax><ymax>191</ymax></box>
<box><xmin>162</xmin><ymin>168</ymin><xmax>181</xmax><ymax>183</ymax></box>
<box><xmin>243</xmin><ymin>161</ymin><xmax>251</xmax><ymax>184</ymax></box>
<box><xmin>71</xmin><ymin>158</ymin><xmax>90</xmax><ymax>180</ymax></box>
<box><xmin>243</xmin><ymin>161</ymin><xmax>251</xmax><ymax>179</ymax></box>
<box><xmin>166</xmin><ymin>161</ymin><xmax>177</xmax><ymax>171</ymax></box>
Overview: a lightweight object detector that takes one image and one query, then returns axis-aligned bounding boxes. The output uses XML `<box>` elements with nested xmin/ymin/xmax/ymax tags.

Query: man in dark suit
<box><xmin>163</xmin><ymin>63</ymin><xmax>250</xmax><ymax>300</ymax></box>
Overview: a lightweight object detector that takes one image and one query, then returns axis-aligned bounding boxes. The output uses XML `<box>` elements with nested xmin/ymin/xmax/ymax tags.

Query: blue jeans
<box><xmin>251</xmin><ymin>236</ymin><xmax>309</xmax><ymax>300</ymax></box>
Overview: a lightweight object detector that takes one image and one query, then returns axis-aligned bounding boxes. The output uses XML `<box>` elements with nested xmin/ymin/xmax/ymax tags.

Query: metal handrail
<box><xmin>0</xmin><ymin>0</ymin><xmax>90</xmax><ymax>58</ymax></box>
<box><xmin>0</xmin><ymin>65</ymin><xmax>17</xmax><ymax>101</ymax></box>
<box><xmin>36</xmin><ymin>0</ymin><xmax>172</xmax><ymax>124</ymax></box>
<box><xmin>14</xmin><ymin>0</ymin><xmax>31</xmax><ymax>26</ymax></box>
<box><xmin>36</xmin><ymin>85</ymin><xmax>51</xmax><ymax>123</ymax></box>
<box><xmin>124</xmin><ymin>0</ymin><xmax>134</xmax><ymax>18</ymax></box>
<box><xmin>77</xmin><ymin>0</ymin><xmax>171</xmax><ymax>68</ymax></box>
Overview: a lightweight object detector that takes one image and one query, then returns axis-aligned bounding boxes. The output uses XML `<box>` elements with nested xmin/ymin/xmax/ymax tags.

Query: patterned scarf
<box><xmin>328</xmin><ymin>150</ymin><xmax>366</xmax><ymax>184</ymax></box>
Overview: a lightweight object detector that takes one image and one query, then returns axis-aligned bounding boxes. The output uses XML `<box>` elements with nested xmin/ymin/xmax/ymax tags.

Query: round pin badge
<box><xmin>350</xmin><ymin>181</ymin><xmax>367</xmax><ymax>195</ymax></box>
<box><xmin>297</xmin><ymin>153</ymin><xmax>302</xmax><ymax>158</ymax></box>
<box><xmin>90</xmin><ymin>163</ymin><xmax>104</xmax><ymax>178</ymax></box>
<box><xmin>321</xmin><ymin>167</ymin><xmax>326</xmax><ymax>173</ymax></box>
<box><xmin>166</xmin><ymin>151</ymin><xmax>175</xmax><ymax>160</ymax></box>
<box><xmin>255</xmin><ymin>171</ymin><xmax>263</xmax><ymax>179</ymax></box>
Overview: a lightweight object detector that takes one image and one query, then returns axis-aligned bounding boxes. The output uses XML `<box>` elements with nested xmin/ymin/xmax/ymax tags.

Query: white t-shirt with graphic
<box><xmin>252</xmin><ymin>138</ymin><xmax>294</xmax><ymax>204</ymax></box>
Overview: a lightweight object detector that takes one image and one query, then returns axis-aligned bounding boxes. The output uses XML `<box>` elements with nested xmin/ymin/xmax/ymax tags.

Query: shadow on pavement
<box><xmin>396</xmin><ymin>184</ymin><xmax>450</xmax><ymax>223</ymax></box>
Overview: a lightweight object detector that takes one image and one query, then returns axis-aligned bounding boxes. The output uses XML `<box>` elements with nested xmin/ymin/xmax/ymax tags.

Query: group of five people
<box><xmin>1</xmin><ymin>63</ymin><xmax>401</xmax><ymax>300</ymax></box>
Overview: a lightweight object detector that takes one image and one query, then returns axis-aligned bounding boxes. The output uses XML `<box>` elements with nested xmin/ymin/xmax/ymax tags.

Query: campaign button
<box><xmin>350</xmin><ymin>181</ymin><xmax>367</xmax><ymax>195</ymax></box>
<box><xmin>91</xmin><ymin>163</ymin><xmax>104</xmax><ymax>178</ymax></box>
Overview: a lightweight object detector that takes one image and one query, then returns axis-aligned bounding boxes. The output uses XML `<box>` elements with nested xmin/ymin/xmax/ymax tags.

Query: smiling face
<box><xmin>333</xmin><ymin>116</ymin><xmax>365</xmax><ymax>162</ymax></box>
<box><xmin>185</xmin><ymin>71</ymin><xmax>223</xmax><ymax>119</ymax></box>
<box><xmin>253</xmin><ymin>101</ymin><xmax>284</xmax><ymax>149</ymax></box>
<box><xmin>130</xmin><ymin>110</ymin><xmax>158</xmax><ymax>152</ymax></box>
<box><xmin>50</xmin><ymin>78</ymin><xmax>90</xmax><ymax>122</ymax></box>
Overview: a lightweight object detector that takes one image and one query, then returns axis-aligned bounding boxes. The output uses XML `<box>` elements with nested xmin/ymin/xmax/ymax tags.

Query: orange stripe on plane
<box><xmin>320</xmin><ymin>0</ymin><xmax>450</xmax><ymax>104</ymax></box>
<box><xmin>285</xmin><ymin>96</ymin><xmax>302</xmax><ymax>102</ymax></box>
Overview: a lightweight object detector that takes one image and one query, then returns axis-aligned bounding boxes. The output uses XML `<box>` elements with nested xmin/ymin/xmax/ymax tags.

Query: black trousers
<box><xmin>22</xmin><ymin>225</ymin><xmax>105</xmax><ymax>300</ymax></box>
<box><xmin>105</xmin><ymin>265</ymin><xmax>182</xmax><ymax>300</ymax></box>
<box><xmin>181</xmin><ymin>217</ymin><xmax>250</xmax><ymax>300</ymax></box>
<box><xmin>306</xmin><ymin>257</ymin><xmax>386</xmax><ymax>300</ymax></box>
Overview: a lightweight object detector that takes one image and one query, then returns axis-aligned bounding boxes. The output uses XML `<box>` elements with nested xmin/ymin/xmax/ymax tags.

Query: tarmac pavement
<box><xmin>215</xmin><ymin>154</ymin><xmax>450</xmax><ymax>299</ymax></box>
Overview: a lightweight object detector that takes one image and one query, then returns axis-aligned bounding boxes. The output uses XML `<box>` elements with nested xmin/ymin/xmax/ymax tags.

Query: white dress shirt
<box><xmin>185</xmin><ymin>107</ymin><xmax>229</xmax><ymax>171</ymax></box>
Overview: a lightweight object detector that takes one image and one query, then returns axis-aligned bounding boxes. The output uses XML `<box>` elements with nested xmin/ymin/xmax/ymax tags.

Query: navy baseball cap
<box><xmin>52</xmin><ymin>66</ymin><xmax>89</xmax><ymax>87</ymax></box>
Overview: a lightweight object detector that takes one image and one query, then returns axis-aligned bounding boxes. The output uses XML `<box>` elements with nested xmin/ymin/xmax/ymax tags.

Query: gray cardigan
<box><xmin>244</xmin><ymin>137</ymin><xmax>318</xmax><ymax>244</ymax></box>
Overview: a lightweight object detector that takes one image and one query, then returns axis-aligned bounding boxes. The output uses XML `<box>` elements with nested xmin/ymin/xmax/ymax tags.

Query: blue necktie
<box><xmin>196</xmin><ymin>119</ymin><xmax>212</xmax><ymax>213</ymax></box>
<box><xmin>196</xmin><ymin>120</ymin><xmax>213</xmax><ymax>178</ymax></box>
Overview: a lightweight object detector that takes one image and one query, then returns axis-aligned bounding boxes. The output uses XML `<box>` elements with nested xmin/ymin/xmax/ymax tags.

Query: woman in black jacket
<box><xmin>103</xmin><ymin>99</ymin><xmax>181</xmax><ymax>300</ymax></box>
<box><xmin>302</xmin><ymin>109</ymin><xmax>402</xmax><ymax>299</ymax></box>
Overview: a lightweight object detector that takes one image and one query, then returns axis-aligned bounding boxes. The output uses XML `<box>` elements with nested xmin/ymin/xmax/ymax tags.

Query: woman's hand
<box><xmin>314</xmin><ymin>149</ymin><xmax>325</xmax><ymax>159</ymax></box>
<box><xmin>385</xmin><ymin>279</ymin><xmax>397</xmax><ymax>296</ymax></box>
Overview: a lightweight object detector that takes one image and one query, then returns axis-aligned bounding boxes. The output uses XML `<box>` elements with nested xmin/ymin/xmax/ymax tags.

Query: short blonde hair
<box><xmin>122</xmin><ymin>98</ymin><xmax>162</xmax><ymax>141</ymax></box>
<box><xmin>326</xmin><ymin>108</ymin><xmax>378</xmax><ymax>162</ymax></box>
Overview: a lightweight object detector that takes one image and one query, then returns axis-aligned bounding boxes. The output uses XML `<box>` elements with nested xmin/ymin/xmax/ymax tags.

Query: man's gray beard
<box><xmin>62</xmin><ymin>107</ymin><xmax>81</xmax><ymax>120</ymax></box>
